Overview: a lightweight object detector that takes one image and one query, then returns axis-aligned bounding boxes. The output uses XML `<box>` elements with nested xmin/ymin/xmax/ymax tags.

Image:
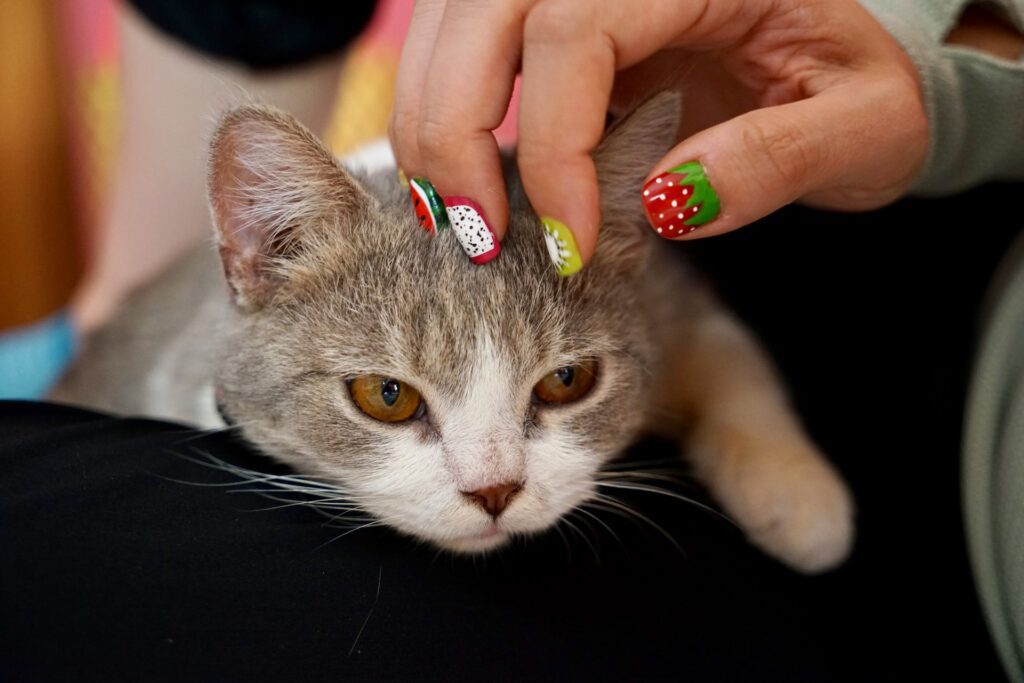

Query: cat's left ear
<box><xmin>208</xmin><ymin>105</ymin><xmax>373</xmax><ymax>311</ymax></box>
<box><xmin>591</xmin><ymin>91</ymin><xmax>682</xmax><ymax>267</ymax></box>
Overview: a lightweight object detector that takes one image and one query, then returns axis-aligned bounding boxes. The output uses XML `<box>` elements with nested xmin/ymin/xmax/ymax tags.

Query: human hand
<box><xmin>389</xmin><ymin>0</ymin><xmax>928</xmax><ymax>274</ymax></box>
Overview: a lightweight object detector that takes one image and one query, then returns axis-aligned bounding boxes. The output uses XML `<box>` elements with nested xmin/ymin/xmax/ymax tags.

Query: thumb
<box><xmin>640</xmin><ymin>81</ymin><xmax>922</xmax><ymax>239</ymax></box>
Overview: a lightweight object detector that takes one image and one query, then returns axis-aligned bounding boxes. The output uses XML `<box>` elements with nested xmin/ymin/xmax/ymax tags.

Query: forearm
<box><xmin>860</xmin><ymin>0</ymin><xmax>1024</xmax><ymax>194</ymax></box>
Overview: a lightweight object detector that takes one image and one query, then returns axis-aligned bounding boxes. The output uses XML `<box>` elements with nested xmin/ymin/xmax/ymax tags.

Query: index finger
<box><xmin>415</xmin><ymin>0</ymin><xmax>533</xmax><ymax>252</ymax></box>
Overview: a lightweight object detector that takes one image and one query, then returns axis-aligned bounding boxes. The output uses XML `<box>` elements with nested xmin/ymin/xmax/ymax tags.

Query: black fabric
<box><xmin>127</xmin><ymin>0</ymin><xmax>376</xmax><ymax>70</ymax></box>
<box><xmin>2</xmin><ymin>183</ymin><xmax>1020</xmax><ymax>681</ymax></box>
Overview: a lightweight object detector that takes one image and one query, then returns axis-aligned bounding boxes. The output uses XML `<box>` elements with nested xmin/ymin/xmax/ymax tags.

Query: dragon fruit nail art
<box><xmin>444</xmin><ymin>197</ymin><xmax>501</xmax><ymax>265</ymax></box>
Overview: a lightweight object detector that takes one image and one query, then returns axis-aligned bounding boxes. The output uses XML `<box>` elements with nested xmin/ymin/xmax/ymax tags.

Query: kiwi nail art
<box><xmin>444</xmin><ymin>197</ymin><xmax>501</xmax><ymax>265</ymax></box>
<box><xmin>540</xmin><ymin>217</ymin><xmax>582</xmax><ymax>277</ymax></box>
<box><xmin>408</xmin><ymin>177</ymin><xmax>448</xmax><ymax>234</ymax></box>
<box><xmin>642</xmin><ymin>161</ymin><xmax>720</xmax><ymax>238</ymax></box>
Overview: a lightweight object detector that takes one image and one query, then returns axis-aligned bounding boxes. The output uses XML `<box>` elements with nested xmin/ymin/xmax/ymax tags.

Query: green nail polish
<box><xmin>409</xmin><ymin>177</ymin><xmax>448</xmax><ymax>233</ymax></box>
<box><xmin>667</xmin><ymin>161</ymin><xmax>720</xmax><ymax>227</ymax></box>
<box><xmin>540</xmin><ymin>217</ymin><xmax>582</xmax><ymax>277</ymax></box>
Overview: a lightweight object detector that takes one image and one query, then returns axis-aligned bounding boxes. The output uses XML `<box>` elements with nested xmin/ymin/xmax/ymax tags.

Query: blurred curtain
<box><xmin>0</xmin><ymin>1</ymin><xmax>79</xmax><ymax>330</ymax></box>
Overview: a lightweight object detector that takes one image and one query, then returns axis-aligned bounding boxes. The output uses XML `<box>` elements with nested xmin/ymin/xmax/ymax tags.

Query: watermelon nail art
<box><xmin>409</xmin><ymin>177</ymin><xmax>448</xmax><ymax>234</ymax></box>
<box><xmin>642</xmin><ymin>161</ymin><xmax>720</xmax><ymax>239</ymax></box>
<box><xmin>540</xmin><ymin>217</ymin><xmax>582</xmax><ymax>277</ymax></box>
<box><xmin>444</xmin><ymin>197</ymin><xmax>501</xmax><ymax>265</ymax></box>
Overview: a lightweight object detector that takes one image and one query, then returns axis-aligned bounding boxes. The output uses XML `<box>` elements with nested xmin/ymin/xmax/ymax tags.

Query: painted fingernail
<box><xmin>409</xmin><ymin>177</ymin><xmax>448</xmax><ymax>234</ymax></box>
<box><xmin>540</xmin><ymin>217</ymin><xmax>582</xmax><ymax>277</ymax></box>
<box><xmin>444</xmin><ymin>197</ymin><xmax>501</xmax><ymax>265</ymax></box>
<box><xmin>397</xmin><ymin>168</ymin><xmax>410</xmax><ymax>188</ymax></box>
<box><xmin>642</xmin><ymin>161</ymin><xmax>720</xmax><ymax>238</ymax></box>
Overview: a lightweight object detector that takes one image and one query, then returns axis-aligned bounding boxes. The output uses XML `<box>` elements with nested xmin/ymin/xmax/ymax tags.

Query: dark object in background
<box><xmin>128</xmin><ymin>0</ymin><xmax>377</xmax><ymax>69</ymax></box>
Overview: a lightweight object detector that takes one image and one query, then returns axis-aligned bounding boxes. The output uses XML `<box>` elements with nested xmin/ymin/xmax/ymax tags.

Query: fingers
<box><xmin>413</xmin><ymin>0</ymin><xmax>528</xmax><ymax>253</ymax></box>
<box><xmin>389</xmin><ymin>0</ymin><xmax>447</xmax><ymax>177</ymax></box>
<box><xmin>641</xmin><ymin>75</ymin><xmax>928</xmax><ymax>240</ymax></box>
<box><xmin>394</xmin><ymin>0</ymin><xmax>706</xmax><ymax>271</ymax></box>
<box><xmin>515</xmin><ymin>1</ymin><xmax>615</xmax><ymax>274</ymax></box>
<box><xmin>517</xmin><ymin>0</ymin><xmax>715</xmax><ymax>274</ymax></box>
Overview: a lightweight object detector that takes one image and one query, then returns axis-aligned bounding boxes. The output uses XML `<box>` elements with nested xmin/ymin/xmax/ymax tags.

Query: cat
<box><xmin>52</xmin><ymin>92</ymin><xmax>854</xmax><ymax>573</ymax></box>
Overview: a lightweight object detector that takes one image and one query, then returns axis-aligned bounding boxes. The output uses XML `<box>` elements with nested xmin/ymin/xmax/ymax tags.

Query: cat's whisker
<box><xmin>587</xmin><ymin>494</ymin><xmax>686</xmax><ymax>555</ymax></box>
<box><xmin>227</xmin><ymin>486</ymin><xmax>358</xmax><ymax>502</ymax></box>
<box><xmin>599</xmin><ymin>457</ymin><xmax>684</xmax><ymax>471</ymax></box>
<box><xmin>551</xmin><ymin>520</ymin><xmax>574</xmax><ymax>560</ymax></box>
<box><xmin>583</xmin><ymin>500</ymin><xmax>645</xmax><ymax>529</ymax></box>
<box><xmin>167</xmin><ymin>425</ymin><xmax>244</xmax><ymax>447</ymax></box>
<box><xmin>596</xmin><ymin>469</ymin><xmax>692</xmax><ymax>486</ymax></box>
<box><xmin>314</xmin><ymin>520</ymin><xmax>387</xmax><ymax>551</ymax></box>
<box><xmin>161</xmin><ymin>448</ymin><xmax>377</xmax><ymax>530</ymax></box>
<box><xmin>571</xmin><ymin>505</ymin><xmax>623</xmax><ymax>548</ymax></box>
<box><xmin>560</xmin><ymin>514</ymin><xmax>600</xmax><ymax>561</ymax></box>
<box><xmin>179</xmin><ymin>450</ymin><xmax>351</xmax><ymax>491</ymax></box>
<box><xmin>235</xmin><ymin>495</ymin><xmax>362</xmax><ymax>514</ymax></box>
<box><xmin>595</xmin><ymin>480</ymin><xmax>734</xmax><ymax>526</ymax></box>
<box><xmin>597</xmin><ymin>470</ymin><xmax>709</xmax><ymax>500</ymax></box>
<box><xmin>321</xmin><ymin>513</ymin><xmax>376</xmax><ymax>528</ymax></box>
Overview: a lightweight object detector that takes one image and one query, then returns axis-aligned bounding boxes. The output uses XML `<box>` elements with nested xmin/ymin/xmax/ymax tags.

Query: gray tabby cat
<box><xmin>53</xmin><ymin>93</ymin><xmax>853</xmax><ymax>573</ymax></box>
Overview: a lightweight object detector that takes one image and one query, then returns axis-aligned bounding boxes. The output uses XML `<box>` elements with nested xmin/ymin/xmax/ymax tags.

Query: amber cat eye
<box><xmin>533</xmin><ymin>360</ymin><xmax>598</xmax><ymax>405</ymax></box>
<box><xmin>349</xmin><ymin>375</ymin><xmax>424</xmax><ymax>423</ymax></box>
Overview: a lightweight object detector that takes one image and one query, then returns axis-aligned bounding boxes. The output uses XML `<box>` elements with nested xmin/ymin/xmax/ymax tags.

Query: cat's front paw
<box><xmin>697</xmin><ymin>428</ymin><xmax>855</xmax><ymax>573</ymax></box>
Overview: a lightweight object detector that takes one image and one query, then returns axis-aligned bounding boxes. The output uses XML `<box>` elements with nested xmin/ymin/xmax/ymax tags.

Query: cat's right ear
<box><xmin>208</xmin><ymin>106</ymin><xmax>372</xmax><ymax>311</ymax></box>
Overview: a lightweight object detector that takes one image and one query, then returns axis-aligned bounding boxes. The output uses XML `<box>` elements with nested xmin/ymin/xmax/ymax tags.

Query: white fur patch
<box><xmin>335</xmin><ymin>331</ymin><xmax>603</xmax><ymax>553</ymax></box>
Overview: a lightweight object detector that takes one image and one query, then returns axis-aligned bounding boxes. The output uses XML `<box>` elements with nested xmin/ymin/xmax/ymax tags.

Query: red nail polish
<box><xmin>642</xmin><ymin>162</ymin><xmax>720</xmax><ymax>238</ymax></box>
<box><xmin>444</xmin><ymin>197</ymin><xmax>501</xmax><ymax>265</ymax></box>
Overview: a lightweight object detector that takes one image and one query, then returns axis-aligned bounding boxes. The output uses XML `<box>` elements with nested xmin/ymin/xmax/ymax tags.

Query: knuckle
<box><xmin>525</xmin><ymin>0</ymin><xmax>591</xmax><ymax>45</ymax></box>
<box><xmin>741</xmin><ymin>119</ymin><xmax>821</xmax><ymax>192</ymax></box>
<box><xmin>416</xmin><ymin>114</ymin><xmax>455</xmax><ymax>162</ymax></box>
<box><xmin>515</xmin><ymin>138</ymin><xmax>550</xmax><ymax>174</ymax></box>
<box><xmin>388</xmin><ymin>105</ymin><xmax>421</xmax><ymax>160</ymax></box>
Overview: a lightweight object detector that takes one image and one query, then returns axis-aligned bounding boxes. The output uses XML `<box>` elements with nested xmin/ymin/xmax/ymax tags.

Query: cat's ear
<box><xmin>208</xmin><ymin>105</ymin><xmax>372</xmax><ymax>310</ymax></box>
<box><xmin>592</xmin><ymin>91</ymin><xmax>682</xmax><ymax>267</ymax></box>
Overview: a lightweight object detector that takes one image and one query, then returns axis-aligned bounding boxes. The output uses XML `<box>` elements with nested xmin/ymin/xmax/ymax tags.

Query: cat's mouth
<box><xmin>439</xmin><ymin>523</ymin><xmax>510</xmax><ymax>554</ymax></box>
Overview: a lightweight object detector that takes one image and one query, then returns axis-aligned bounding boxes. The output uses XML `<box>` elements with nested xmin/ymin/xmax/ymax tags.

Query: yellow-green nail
<box><xmin>397</xmin><ymin>168</ymin><xmax>410</xmax><ymax>188</ymax></box>
<box><xmin>540</xmin><ymin>217</ymin><xmax>582</xmax><ymax>277</ymax></box>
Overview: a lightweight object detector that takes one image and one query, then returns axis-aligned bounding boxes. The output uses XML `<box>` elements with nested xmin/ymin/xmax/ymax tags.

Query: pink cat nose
<box><xmin>462</xmin><ymin>483</ymin><xmax>523</xmax><ymax>518</ymax></box>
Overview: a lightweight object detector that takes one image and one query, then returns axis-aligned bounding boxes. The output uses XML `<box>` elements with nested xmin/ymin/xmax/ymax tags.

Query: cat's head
<box><xmin>207</xmin><ymin>94</ymin><xmax>680</xmax><ymax>552</ymax></box>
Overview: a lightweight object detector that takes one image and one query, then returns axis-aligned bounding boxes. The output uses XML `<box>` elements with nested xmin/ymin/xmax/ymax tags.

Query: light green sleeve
<box><xmin>859</xmin><ymin>0</ymin><xmax>1024</xmax><ymax>194</ymax></box>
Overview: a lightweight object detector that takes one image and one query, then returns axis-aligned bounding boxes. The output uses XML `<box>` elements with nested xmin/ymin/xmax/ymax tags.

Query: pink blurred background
<box><xmin>0</xmin><ymin>0</ymin><xmax>519</xmax><ymax>330</ymax></box>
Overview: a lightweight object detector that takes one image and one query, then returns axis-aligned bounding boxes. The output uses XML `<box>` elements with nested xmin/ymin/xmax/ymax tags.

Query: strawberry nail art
<box><xmin>444</xmin><ymin>197</ymin><xmax>501</xmax><ymax>265</ymax></box>
<box><xmin>642</xmin><ymin>161</ymin><xmax>720</xmax><ymax>238</ymax></box>
<box><xmin>409</xmin><ymin>177</ymin><xmax>448</xmax><ymax>233</ymax></box>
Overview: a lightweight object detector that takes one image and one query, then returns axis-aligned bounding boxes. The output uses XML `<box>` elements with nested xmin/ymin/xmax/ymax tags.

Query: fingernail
<box><xmin>409</xmin><ymin>177</ymin><xmax>448</xmax><ymax>234</ymax></box>
<box><xmin>642</xmin><ymin>161</ymin><xmax>720</xmax><ymax>238</ymax></box>
<box><xmin>540</xmin><ymin>217</ymin><xmax>582</xmax><ymax>277</ymax></box>
<box><xmin>397</xmin><ymin>168</ymin><xmax>409</xmax><ymax>188</ymax></box>
<box><xmin>444</xmin><ymin>197</ymin><xmax>501</xmax><ymax>265</ymax></box>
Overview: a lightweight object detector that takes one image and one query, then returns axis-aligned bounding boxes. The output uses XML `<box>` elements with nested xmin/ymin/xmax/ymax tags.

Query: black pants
<box><xmin>2</xmin><ymin>185</ymin><xmax>1018</xmax><ymax>681</ymax></box>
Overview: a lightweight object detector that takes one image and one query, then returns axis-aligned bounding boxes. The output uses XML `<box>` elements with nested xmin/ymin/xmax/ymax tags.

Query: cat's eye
<box><xmin>349</xmin><ymin>375</ymin><xmax>424</xmax><ymax>423</ymax></box>
<box><xmin>533</xmin><ymin>360</ymin><xmax>598</xmax><ymax>405</ymax></box>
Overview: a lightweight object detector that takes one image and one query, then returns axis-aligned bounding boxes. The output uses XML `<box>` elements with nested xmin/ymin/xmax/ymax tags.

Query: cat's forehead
<box><xmin>283</xmin><ymin>183</ymin><xmax>625</xmax><ymax>393</ymax></box>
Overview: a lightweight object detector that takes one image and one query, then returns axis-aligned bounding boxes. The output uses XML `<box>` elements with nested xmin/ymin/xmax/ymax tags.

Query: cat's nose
<box><xmin>463</xmin><ymin>482</ymin><xmax>523</xmax><ymax>518</ymax></box>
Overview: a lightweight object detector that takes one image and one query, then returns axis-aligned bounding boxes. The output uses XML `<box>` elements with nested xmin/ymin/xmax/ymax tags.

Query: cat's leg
<box><xmin>652</xmin><ymin>300</ymin><xmax>854</xmax><ymax>573</ymax></box>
